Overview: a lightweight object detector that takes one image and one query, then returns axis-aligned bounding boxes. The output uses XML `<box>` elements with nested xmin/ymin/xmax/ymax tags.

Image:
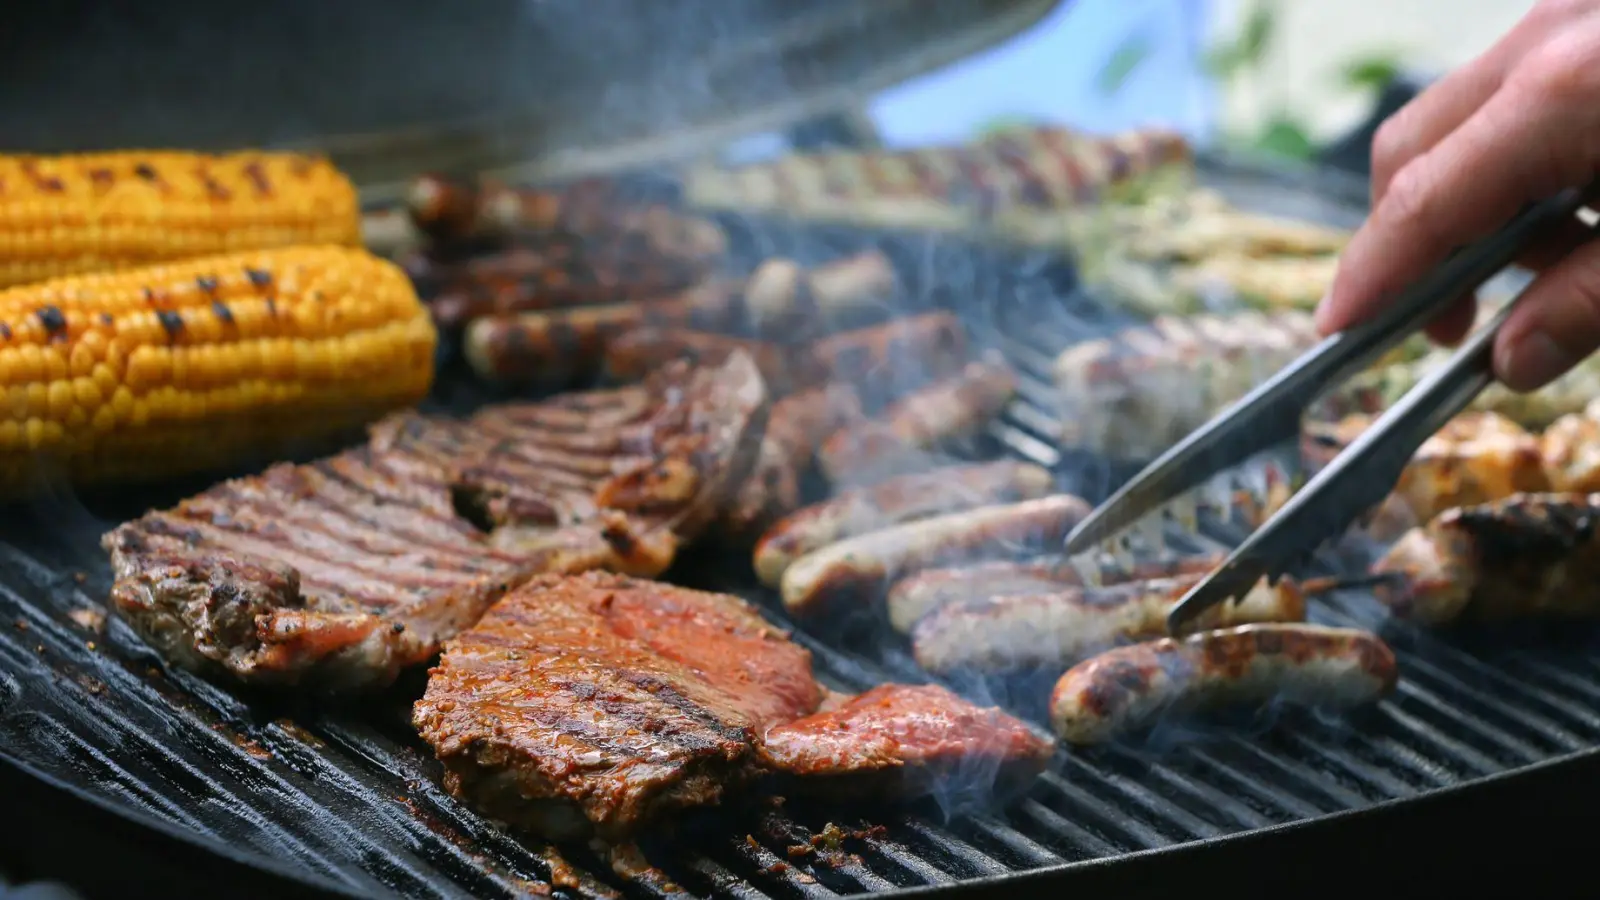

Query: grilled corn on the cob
<box><xmin>0</xmin><ymin>245</ymin><xmax>436</xmax><ymax>495</ymax></box>
<box><xmin>0</xmin><ymin>151</ymin><xmax>362</xmax><ymax>288</ymax></box>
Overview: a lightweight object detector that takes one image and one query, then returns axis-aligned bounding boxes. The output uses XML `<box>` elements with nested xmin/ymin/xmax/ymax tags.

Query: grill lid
<box><xmin>4</xmin><ymin>0</ymin><xmax>1065</xmax><ymax>199</ymax></box>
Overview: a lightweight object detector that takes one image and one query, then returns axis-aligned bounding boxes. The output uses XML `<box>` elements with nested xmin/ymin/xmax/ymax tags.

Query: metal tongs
<box><xmin>1062</xmin><ymin>181</ymin><xmax>1600</xmax><ymax>635</ymax></box>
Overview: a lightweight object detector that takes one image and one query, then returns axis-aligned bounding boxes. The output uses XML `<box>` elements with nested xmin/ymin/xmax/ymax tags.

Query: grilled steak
<box><xmin>761</xmin><ymin>684</ymin><xmax>1055</xmax><ymax>799</ymax></box>
<box><xmin>415</xmin><ymin>573</ymin><xmax>1054</xmax><ymax>839</ymax></box>
<box><xmin>104</xmin><ymin>353</ymin><xmax>768</xmax><ymax>690</ymax></box>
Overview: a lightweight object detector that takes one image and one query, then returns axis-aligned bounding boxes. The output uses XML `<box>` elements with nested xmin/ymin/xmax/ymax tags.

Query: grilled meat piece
<box><xmin>1538</xmin><ymin>399</ymin><xmax>1600</xmax><ymax>493</ymax></box>
<box><xmin>1303</xmin><ymin>411</ymin><xmax>1550</xmax><ymax>540</ymax></box>
<box><xmin>1373</xmin><ymin>492</ymin><xmax>1600</xmax><ymax>625</ymax></box>
<box><xmin>1049</xmin><ymin>624</ymin><xmax>1397</xmax><ymax>746</ymax></box>
<box><xmin>104</xmin><ymin>353</ymin><xmax>768</xmax><ymax>690</ymax></box>
<box><xmin>885</xmin><ymin>552</ymin><xmax>1228</xmax><ymax>634</ymax></box>
<box><xmin>605</xmin><ymin>327</ymin><xmax>822</xmax><ymax>394</ymax></box>
<box><xmin>415</xmin><ymin>572</ymin><xmax>823</xmax><ymax>841</ymax></box>
<box><xmin>753</xmin><ymin>461</ymin><xmax>1054</xmax><ymax>587</ymax></box>
<box><xmin>807</xmin><ymin>312</ymin><xmax>970</xmax><ymax>408</ymax></box>
<box><xmin>464</xmin><ymin>252</ymin><xmax>892</xmax><ymax>387</ymax></box>
<box><xmin>761</xmin><ymin>684</ymin><xmax>1055</xmax><ymax>798</ymax></box>
<box><xmin>818</xmin><ymin>360</ymin><xmax>1017</xmax><ymax>484</ymax></box>
<box><xmin>780</xmin><ymin>494</ymin><xmax>1091</xmax><ymax>619</ymax></box>
<box><xmin>717</xmin><ymin>383</ymin><xmax>866</xmax><ymax>542</ymax></box>
<box><xmin>910</xmin><ymin>572</ymin><xmax>1307</xmax><ymax>675</ymax></box>
<box><xmin>415</xmin><ymin>573</ymin><xmax>1052</xmax><ymax>839</ymax></box>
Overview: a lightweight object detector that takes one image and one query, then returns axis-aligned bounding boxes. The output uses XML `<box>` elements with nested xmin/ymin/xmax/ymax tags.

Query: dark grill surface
<box><xmin>6</xmin><ymin>166</ymin><xmax>1600</xmax><ymax>898</ymax></box>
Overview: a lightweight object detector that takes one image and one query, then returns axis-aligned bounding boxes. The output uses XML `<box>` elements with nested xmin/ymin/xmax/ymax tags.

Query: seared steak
<box><xmin>415</xmin><ymin>572</ymin><xmax>822</xmax><ymax>840</ymax></box>
<box><xmin>103</xmin><ymin>354</ymin><xmax>768</xmax><ymax>690</ymax></box>
<box><xmin>415</xmin><ymin>572</ymin><xmax>1054</xmax><ymax>839</ymax></box>
<box><xmin>762</xmin><ymin>684</ymin><xmax>1055</xmax><ymax>798</ymax></box>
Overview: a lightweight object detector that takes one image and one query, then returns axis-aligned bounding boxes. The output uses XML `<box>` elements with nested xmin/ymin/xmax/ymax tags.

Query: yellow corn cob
<box><xmin>0</xmin><ymin>245</ymin><xmax>437</xmax><ymax>495</ymax></box>
<box><xmin>0</xmin><ymin>151</ymin><xmax>363</xmax><ymax>288</ymax></box>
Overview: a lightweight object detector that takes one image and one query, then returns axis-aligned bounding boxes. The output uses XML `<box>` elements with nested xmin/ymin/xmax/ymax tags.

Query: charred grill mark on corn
<box><xmin>0</xmin><ymin>245</ymin><xmax>437</xmax><ymax>496</ymax></box>
<box><xmin>0</xmin><ymin>152</ymin><xmax>362</xmax><ymax>288</ymax></box>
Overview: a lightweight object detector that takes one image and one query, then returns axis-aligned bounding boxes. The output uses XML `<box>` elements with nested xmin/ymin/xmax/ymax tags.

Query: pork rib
<box><xmin>103</xmin><ymin>353</ymin><xmax>768</xmax><ymax>690</ymax></box>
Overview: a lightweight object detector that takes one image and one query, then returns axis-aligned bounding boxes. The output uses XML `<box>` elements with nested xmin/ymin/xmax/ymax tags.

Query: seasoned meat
<box><xmin>1373</xmin><ymin>492</ymin><xmax>1600</xmax><ymax>624</ymax></box>
<box><xmin>104</xmin><ymin>353</ymin><xmax>768</xmax><ymax>690</ymax></box>
<box><xmin>415</xmin><ymin>573</ymin><xmax>1052</xmax><ymax>839</ymax></box>
<box><xmin>753</xmin><ymin>461</ymin><xmax>1054</xmax><ymax>587</ymax></box>
<box><xmin>761</xmin><ymin>684</ymin><xmax>1055</xmax><ymax>798</ymax></box>
<box><xmin>716</xmin><ymin>383</ymin><xmax>866</xmax><ymax>541</ymax></box>
<box><xmin>415</xmin><ymin>572</ymin><xmax>822</xmax><ymax>841</ymax></box>
<box><xmin>818</xmin><ymin>360</ymin><xmax>1017</xmax><ymax>484</ymax></box>
<box><xmin>1049</xmin><ymin>624</ymin><xmax>1397</xmax><ymax>746</ymax></box>
<box><xmin>1303</xmin><ymin>411</ymin><xmax>1549</xmax><ymax>540</ymax></box>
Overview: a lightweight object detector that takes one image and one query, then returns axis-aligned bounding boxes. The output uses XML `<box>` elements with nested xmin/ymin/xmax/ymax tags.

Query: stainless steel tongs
<box><xmin>1061</xmin><ymin>180</ymin><xmax>1600</xmax><ymax>635</ymax></box>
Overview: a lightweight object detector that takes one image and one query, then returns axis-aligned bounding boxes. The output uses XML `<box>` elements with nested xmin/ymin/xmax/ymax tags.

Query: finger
<box><xmin>1423</xmin><ymin>293</ymin><xmax>1478</xmax><ymax>346</ymax></box>
<box><xmin>1369</xmin><ymin>56</ymin><xmax>1509</xmax><ymax>206</ymax></box>
<box><xmin>1495</xmin><ymin>235</ymin><xmax>1600</xmax><ymax>391</ymax></box>
<box><xmin>1317</xmin><ymin>44</ymin><xmax>1600</xmax><ymax>337</ymax></box>
<box><xmin>1368</xmin><ymin>5</ymin><xmax>1565</xmax><ymax>203</ymax></box>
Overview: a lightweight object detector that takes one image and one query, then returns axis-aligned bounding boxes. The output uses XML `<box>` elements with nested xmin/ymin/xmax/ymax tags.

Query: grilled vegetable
<box><xmin>0</xmin><ymin>152</ymin><xmax>362</xmax><ymax>289</ymax></box>
<box><xmin>0</xmin><ymin>245</ymin><xmax>437</xmax><ymax>495</ymax></box>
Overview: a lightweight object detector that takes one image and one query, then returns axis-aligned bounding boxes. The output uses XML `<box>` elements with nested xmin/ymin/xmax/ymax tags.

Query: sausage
<box><xmin>603</xmin><ymin>327</ymin><xmax>822</xmax><ymax>393</ymax></box>
<box><xmin>716</xmin><ymin>383</ymin><xmax>867</xmax><ymax>541</ymax></box>
<box><xmin>779</xmin><ymin>494</ymin><xmax>1091</xmax><ymax>619</ymax></box>
<box><xmin>427</xmin><ymin>247</ymin><xmax>708</xmax><ymax>329</ymax></box>
<box><xmin>1048</xmin><ymin>623</ymin><xmax>1398</xmax><ymax>746</ymax></box>
<box><xmin>741</xmin><ymin>251</ymin><xmax>898</xmax><ymax>338</ymax></box>
<box><xmin>807</xmin><ymin>312</ymin><xmax>970</xmax><ymax>407</ymax></box>
<box><xmin>817</xmin><ymin>360</ymin><xmax>1016</xmax><ymax>484</ymax></box>
<box><xmin>752</xmin><ymin>460</ymin><xmax>1053</xmax><ymax>587</ymax></box>
<box><xmin>1372</xmin><ymin>492</ymin><xmax>1600</xmax><ymax>625</ymax></box>
<box><xmin>910</xmin><ymin>573</ymin><xmax>1307</xmax><ymax>675</ymax></box>
<box><xmin>463</xmin><ymin>254</ymin><xmax>896</xmax><ymax>387</ymax></box>
<box><xmin>885</xmin><ymin>553</ymin><xmax>1227</xmax><ymax>634</ymax></box>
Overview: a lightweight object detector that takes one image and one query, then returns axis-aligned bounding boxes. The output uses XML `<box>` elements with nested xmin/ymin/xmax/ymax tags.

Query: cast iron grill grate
<box><xmin>4</xmin><ymin>190</ymin><xmax>1600</xmax><ymax>899</ymax></box>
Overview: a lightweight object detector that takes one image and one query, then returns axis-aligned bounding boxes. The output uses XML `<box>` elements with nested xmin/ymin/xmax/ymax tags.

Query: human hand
<box><xmin>1315</xmin><ymin>0</ymin><xmax>1600</xmax><ymax>391</ymax></box>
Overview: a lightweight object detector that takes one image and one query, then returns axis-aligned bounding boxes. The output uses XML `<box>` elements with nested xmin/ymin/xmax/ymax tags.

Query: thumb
<box><xmin>1494</xmin><ymin>235</ymin><xmax>1600</xmax><ymax>391</ymax></box>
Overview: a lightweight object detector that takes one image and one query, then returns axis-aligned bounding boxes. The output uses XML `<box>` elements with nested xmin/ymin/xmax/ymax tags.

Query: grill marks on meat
<box><xmin>415</xmin><ymin>573</ymin><xmax>1054</xmax><ymax>840</ymax></box>
<box><xmin>1373</xmin><ymin>492</ymin><xmax>1600</xmax><ymax>624</ymax></box>
<box><xmin>104</xmin><ymin>354</ymin><xmax>768</xmax><ymax>689</ymax></box>
<box><xmin>415</xmin><ymin>573</ymin><xmax>821</xmax><ymax>841</ymax></box>
<box><xmin>761</xmin><ymin>684</ymin><xmax>1055</xmax><ymax>799</ymax></box>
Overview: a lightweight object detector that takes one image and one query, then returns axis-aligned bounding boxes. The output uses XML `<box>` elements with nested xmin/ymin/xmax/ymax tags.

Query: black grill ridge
<box><xmin>6</xmin><ymin>163</ymin><xmax>1600</xmax><ymax>897</ymax></box>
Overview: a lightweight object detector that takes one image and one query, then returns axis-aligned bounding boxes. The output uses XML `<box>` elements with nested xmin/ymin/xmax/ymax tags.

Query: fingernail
<box><xmin>1498</xmin><ymin>330</ymin><xmax>1575</xmax><ymax>391</ymax></box>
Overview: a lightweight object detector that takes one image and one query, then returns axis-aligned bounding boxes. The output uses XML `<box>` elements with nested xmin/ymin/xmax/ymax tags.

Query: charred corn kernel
<box><xmin>0</xmin><ymin>245</ymin><xmax>437</xmax><ymax>495</ymax></box>
<box><xmin>0</xmin><ymin>151</ymin><xmax>362</xmax><ymax>288</ymax></box>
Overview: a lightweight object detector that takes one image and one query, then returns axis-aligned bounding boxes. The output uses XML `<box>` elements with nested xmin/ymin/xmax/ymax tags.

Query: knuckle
<box><xmin>1370</xmin><ymin>116</ymin><xmax>1415</xmax><ymax>179</ymax></box>
<box><xmin>1380</xmin><ymin>160</ymin><xmax>1436</xmax><ymax>234</ymax></box>
<box><xmin>1515</xmin><ymin>33</ymin><xmax>1600</xmax><ymax>104</ymax></box>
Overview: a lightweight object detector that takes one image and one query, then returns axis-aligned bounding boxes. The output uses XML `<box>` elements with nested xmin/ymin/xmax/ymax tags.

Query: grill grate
<box><xmin>6</xmin><ymin>173</ymin><xmax>1600</xmax><ymax>898</ymax></box>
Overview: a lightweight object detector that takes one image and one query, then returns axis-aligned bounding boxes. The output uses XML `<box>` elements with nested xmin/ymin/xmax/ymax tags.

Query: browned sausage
<box><xmin>779</xmin><ymin>494</ymin><xmax>1091</xmax><ymax>619</ymax></box>
<box><xmin>741</xmin><ymin>251</ymin><xmax>898</xmax><ymax>337</ymax></box>
<box><xmin>885</xmin><ymin>553</ymin><xmax>1228</xmax><ymax>634</ymax></box>
<box><xmin>1049</xmin><ymin>624</ymin><xmax>1398</xmax><ymax>746</ymax></box>
<box><xmin>603</xmin><ymin>327</ymin><xmax>823</xmax><ymax>393</ymax></box>
<box><xmin>817</xmin><ymin>360</ymin><xmax>1017</xmax><ymax>484</ymax></box>
<box><xmin>807</xmin><ymin>312</ymin><xmax>970</xmax><ymax>406</ymax></box>
<box><xmin>716</xmin><ymin>383</ymin><xmax>867</xmax><ymax>541</ymax></box>
<box><xmin>752</xmin><ymin>460</ymin><xmax>1054</xmax><ymax>587</ymax></box>
<box><xmin>463</xmin><ymin>254</ymin><xmax>899</xmax><ymax>387</ymax></box>
<box><xmin>910</xmin><ymin>572</ymin><xmax>1307</xmax><ymax>675</ymax></box>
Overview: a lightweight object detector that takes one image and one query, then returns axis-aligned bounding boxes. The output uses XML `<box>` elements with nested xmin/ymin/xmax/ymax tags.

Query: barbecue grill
<box><xmin>6</xmin><ymin>5</ymin><xmax>1600</xmax><ymax>898</ymax></box>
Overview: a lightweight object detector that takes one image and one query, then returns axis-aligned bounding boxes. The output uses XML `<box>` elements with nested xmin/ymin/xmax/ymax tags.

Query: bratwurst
<box><xmin>1048</xmin><ymin>623</ymin><xmax>1397</xmax><ymax>746</ymax></box>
